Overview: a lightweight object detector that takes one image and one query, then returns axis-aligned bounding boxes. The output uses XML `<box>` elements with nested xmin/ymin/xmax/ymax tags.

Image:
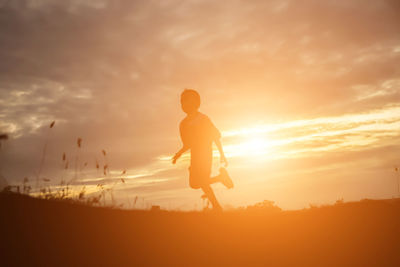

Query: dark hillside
<box><xmin>1</xmin><ymin>192</ymin><xmax>400</xmax><ymax>266</ymax></box>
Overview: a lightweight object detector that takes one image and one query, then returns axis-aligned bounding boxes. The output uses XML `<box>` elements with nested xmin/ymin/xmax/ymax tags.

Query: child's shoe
<box><xmin>219</xmin><ymin>167</ymin><xmax>234</xmax><ymax>189</ymax></box>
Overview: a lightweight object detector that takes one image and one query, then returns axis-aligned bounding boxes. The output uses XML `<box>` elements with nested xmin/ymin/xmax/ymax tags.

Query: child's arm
<box><xmin>172</xmin><ymin>145</ymin><xmax>189</xmax><ymax>164</ymax></box>
<box><xmin>215</xmin><ymin>139</ymin><xmax>228</xmax><ymax>167</ymax></box>
<box><xmin>173</xmin><ymin>121</ymin><xmax>189</xmax><ymax>164</ymax></box>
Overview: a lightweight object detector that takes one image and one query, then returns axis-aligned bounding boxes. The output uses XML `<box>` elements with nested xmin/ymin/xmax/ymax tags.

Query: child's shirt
<box><xmin>179</xmin><ymin>112</ymin><xmax>220</xmax><ymax>168</ymax></box>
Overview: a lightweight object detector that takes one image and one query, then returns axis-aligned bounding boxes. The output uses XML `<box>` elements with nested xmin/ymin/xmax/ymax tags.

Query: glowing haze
<box><xmin>1</xmin><ymin>0</ymin><xmax>400</xmax><ymax>210</ymax></box>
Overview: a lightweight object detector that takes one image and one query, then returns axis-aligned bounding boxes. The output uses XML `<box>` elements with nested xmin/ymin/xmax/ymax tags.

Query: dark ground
<box><xmin>1</xmin><ymin>192</ymin><xmax>400</xmax><ymax>266</ymax></box>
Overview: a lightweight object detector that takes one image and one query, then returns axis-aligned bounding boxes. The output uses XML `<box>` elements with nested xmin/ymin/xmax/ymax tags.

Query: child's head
<box><xmin>181</xmin><ymin>89</ymin><xmax>200</xmax><ymax>114</ymax></box>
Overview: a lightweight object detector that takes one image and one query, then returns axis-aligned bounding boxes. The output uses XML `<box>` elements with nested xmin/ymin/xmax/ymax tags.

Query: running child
<box><xmin>172</xmin><ymin>89</ymin><xmax>233</xmax><ymax>211</ymax></box>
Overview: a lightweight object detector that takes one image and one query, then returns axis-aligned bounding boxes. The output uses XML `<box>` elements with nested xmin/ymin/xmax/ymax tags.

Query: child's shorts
<box><xmin>188</xmin><ymin>165</ymin><xmax>211</xmax><ymax>189</ymax></box>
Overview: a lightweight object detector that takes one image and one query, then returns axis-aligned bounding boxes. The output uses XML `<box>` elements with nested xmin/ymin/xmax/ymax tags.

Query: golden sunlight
<box><xmin>221</xmin><ymin>105</ymin><xmax>400</xmax><ymax>161</ymax></box>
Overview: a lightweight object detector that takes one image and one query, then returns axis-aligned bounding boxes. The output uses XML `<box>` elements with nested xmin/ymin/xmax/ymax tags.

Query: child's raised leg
<box><xmin>209</xmin><ymin>167</ymin><xmax>234</xmax><ymax>189</ymax></box>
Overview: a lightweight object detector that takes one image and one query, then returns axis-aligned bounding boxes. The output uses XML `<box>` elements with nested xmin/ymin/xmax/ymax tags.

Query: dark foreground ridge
<box><xmin>1</xmin><ymin>192</ymin><xmax>400</xmax><ymax>266</ymax></box>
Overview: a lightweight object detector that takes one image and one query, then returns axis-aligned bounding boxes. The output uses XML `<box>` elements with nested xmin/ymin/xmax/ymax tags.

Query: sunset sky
<box><xmin>1</xmin><ymin>0</ymin><xmax>400</xmax><ymax>210</ymax></box>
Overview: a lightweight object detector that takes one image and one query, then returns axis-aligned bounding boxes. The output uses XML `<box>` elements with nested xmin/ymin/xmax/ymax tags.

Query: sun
<box><xmin>221</xmin><ymin>124</ymin><xmax>290</xmax><ymax>160</ymax></box>
<box><xmin>223</xmin><ymin>135</ymin><xmax>276</xmax><ymax>159</ymax></box>
<box><xmin>240</xmin><ymin>137</ymin><xmax>271</xmax><ymax>155</ymax></box>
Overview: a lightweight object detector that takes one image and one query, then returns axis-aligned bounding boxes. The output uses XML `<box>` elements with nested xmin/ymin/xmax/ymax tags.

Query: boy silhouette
<box><xmin>172</xmin><ymin>89</ymin><xmax>233</xmax><ymax>211</ymax></box>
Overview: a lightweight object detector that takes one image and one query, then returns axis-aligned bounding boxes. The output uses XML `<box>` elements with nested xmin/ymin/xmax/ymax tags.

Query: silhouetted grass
<box><xmin>2</xmin><ymin>121</ymin><xmax>132</xmax><ymax>207</ymax></box>
<box><xmin>36</xmin><ymin>121</ymin><xmax>55</xmax><ymax>189</ymax></box>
